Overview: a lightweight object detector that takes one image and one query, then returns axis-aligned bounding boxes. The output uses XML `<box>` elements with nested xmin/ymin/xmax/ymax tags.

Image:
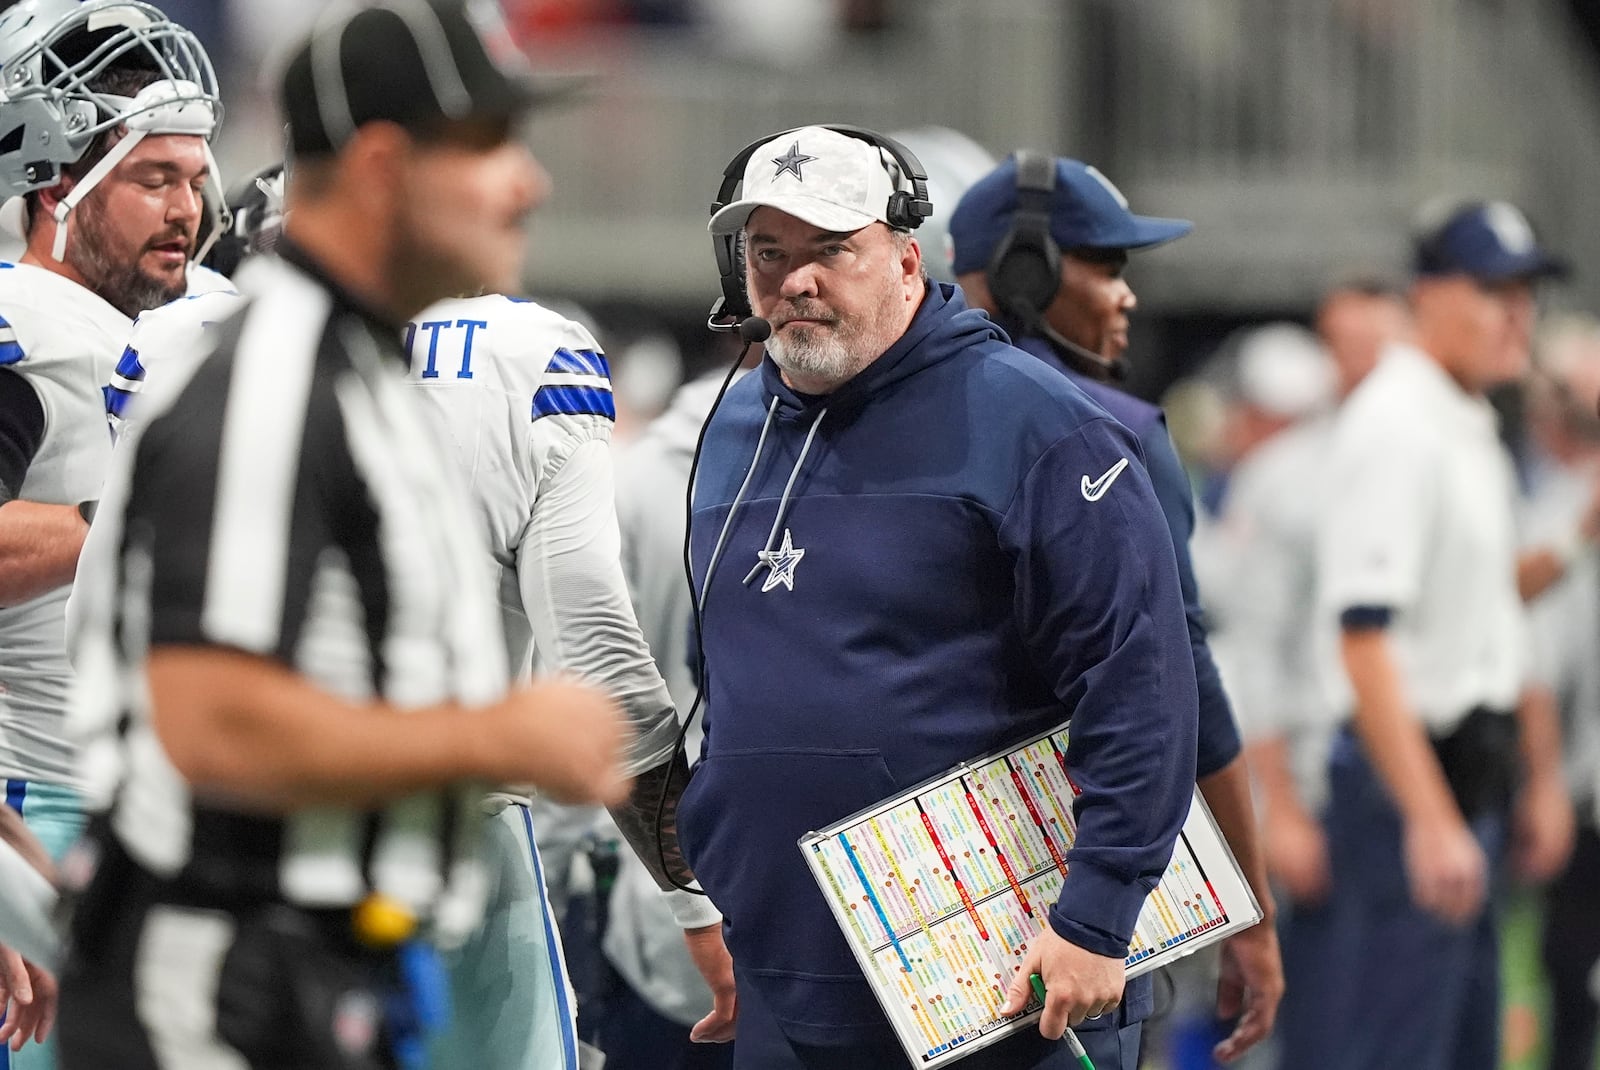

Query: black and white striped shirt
<box><xmin>71</xmin><ymin>243</ymin><xmax>508</xmax><ymax>942</ymax></box>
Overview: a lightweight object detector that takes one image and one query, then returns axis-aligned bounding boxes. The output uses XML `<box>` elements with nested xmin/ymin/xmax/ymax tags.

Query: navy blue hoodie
<box><xmin>681</xmin><ymin>283</ymin><xmax>1199</xmax><ymax>1048</ymax></box>
<box><xmin>1015</xmin><ymin>335</ymin><xmax>1243</xmax><ymax>779</ymax></box>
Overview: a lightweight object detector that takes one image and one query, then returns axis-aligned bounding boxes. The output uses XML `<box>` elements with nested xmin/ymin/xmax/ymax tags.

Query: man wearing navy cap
<box><xmin>949</xmin><ymin>156</ymin><xmax>1283</xmax><ymax>1064</ymax></box>
<box><xmin>1310</xmin><ymin>200</ymin><xmax>1572</xmax><ymax>1070</ymax></box>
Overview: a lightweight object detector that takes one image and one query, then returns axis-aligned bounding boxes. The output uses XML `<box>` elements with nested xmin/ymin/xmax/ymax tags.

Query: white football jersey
<box><xmin>0</xmin><ymin>261</ymin><xmax>130</xmax><ymax>785</ymax></box>
<box><xmin>403</xmin><ymin>295</ymin><xmax>678</xmax><ymax>776</ymax></box>
<box><xmin>91</xmin><ymin>288</ymin><xmax>681</xmax><ymax>780</ymax></box>
<box><xmin>105</xmin><ymin>286</ymin><xmax>242</xmax><ymax>432</ymax></box>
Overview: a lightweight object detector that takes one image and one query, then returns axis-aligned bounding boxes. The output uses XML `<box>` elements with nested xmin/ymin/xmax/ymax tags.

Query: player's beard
<box><xmin>69</xmin><ymin>198</ymin><xmax>188</xmax><ymax>319</ymax></box>
<box><xmin>764</xmin><ymin>280</ymin><xmax>904</xmax><ymax>391</ymax></box>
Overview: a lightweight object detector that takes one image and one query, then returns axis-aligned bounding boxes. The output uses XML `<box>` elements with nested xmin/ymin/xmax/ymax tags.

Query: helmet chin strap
<box><xmin>50</xmin><ymin>125</ymin><xmax>148</xmax><ymax>262</ymax></box>
<box><xmin>189</xmin><ymin>141</ymin><xmax>229</xmax><ymax>266</ymax></box>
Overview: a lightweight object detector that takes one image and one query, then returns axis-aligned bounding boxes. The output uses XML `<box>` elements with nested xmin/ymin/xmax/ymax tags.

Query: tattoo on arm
<box><xmin>609</xmin><ymin>749</ymin><xmax>696</xmax><ymax>891</ymax></box>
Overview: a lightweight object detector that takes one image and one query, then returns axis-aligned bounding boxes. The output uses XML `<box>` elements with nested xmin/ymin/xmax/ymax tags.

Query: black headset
<box><xmin>707</xmin><ymin>123</ymin><xmax>933</xmax><ymax>329</ymax></box>
<box><xmin>985</xmin><ymin>150</ymin><xmax>1062</xmax><ymax>328</ymax></box>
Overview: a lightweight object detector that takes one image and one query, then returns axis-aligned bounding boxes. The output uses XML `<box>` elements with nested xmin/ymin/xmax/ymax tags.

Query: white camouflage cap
<box><xmin>709</xmin><ymin>125</ymin><xmax>902</xmax><ymax>236</ymax></box>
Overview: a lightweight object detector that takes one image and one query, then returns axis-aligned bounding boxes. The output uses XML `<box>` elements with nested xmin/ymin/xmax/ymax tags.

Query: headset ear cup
<box><xmin>886</xmin><ymin>190</ymin><xmax>914</xmax><ymax>231</ymax></box>
<box><xmin>712</xmin><ymin>230</ymin><xmax>752</xmax><ymax>321</ymax></box>
<box><xmin>990</xmin><ymin>237</ymin><xmax>1061</xmax><ymax>323</ymax></box>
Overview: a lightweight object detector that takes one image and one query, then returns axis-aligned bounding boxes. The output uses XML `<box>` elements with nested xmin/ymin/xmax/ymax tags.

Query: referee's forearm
<box><xmin>147</xmin><ymin>646</ymin><xmax>509</xmax><ymax>812</ymax></box>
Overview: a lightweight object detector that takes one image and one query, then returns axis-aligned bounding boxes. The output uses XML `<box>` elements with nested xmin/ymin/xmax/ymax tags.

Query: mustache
<box><xmin>145</xmin><ymin>229</ymin><xmax>193</xmax><ymax>255</ymax></box>
<box><xmin>772</xmin><ymin>303</ymin><xmax>836</xmax><ymax>327</ymax></box>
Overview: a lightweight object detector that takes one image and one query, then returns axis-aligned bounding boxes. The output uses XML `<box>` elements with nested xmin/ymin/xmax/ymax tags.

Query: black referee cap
<box><xmin>280</xmin><ymin>0</ymin><xmax>579</xmax><ymax>156</ymax></box>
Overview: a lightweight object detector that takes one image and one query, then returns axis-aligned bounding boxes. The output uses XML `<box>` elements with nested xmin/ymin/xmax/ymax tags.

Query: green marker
<box><xmin>1028</xmin><ymin>973</ymin><xmax>1097</xmax><ymax>1070</ymax></box>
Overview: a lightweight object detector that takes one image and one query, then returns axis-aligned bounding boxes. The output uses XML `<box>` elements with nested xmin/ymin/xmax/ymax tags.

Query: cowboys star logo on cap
<box><xmin>772</xmin><ymin>142</ymin><xmax>818</xmax><ymax>181</ymax></box>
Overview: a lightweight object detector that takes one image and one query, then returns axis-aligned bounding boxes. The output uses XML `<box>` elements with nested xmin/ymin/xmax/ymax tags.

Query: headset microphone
<box><xmin>739</xmin><ymin>316</ymin><xmax>772</xmax><ymax>345</ymax></box>
<box><xmin>1036</xmin><ymin>319</ymin><xmax>1128</xmax><ymax>382</ymax></box>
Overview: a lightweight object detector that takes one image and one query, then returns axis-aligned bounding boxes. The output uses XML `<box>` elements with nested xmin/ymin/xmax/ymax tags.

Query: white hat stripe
<box><xmin>391</xmin><ymin>0</ymin><xmax>474</xmax><ymax>120</ymax></box>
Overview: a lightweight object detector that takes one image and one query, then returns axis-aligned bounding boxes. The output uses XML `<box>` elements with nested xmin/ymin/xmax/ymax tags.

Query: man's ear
<box><xmin>899</xmin><ymin>234</ymin><xmax>924</xmax><ymax>299</ymax></box>
<box><xmin>30</xmin><ymin>174</ymin><xmax>74</xmax><ymax>216</ymax></box>
<box><xmin>340</xmin><ymin>121</ymin><xmax>410</xmax><ymax>220</ymax></box>
<box><xmin>22</xmin><ymin>174</ymin><xmax>76</xmax><ymax>239</ymax></box>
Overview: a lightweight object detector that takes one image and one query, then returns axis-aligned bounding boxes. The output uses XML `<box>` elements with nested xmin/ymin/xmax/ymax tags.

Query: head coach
<box><xmin>679</xmin><ymin>124</ymin><xmax>1200</xmax><ymax>1070</ymax></box>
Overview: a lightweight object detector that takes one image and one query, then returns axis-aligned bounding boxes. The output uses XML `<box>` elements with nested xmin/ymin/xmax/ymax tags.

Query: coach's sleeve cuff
<box><xmin>1048</xmin><ymin>861</ymin><xmax>1147</xmax><ymax>959</ymax></box>
<box><xmin>663</xmin><ymin>885</ymin><xmax>723</xmax><ymax>930</ymax></box>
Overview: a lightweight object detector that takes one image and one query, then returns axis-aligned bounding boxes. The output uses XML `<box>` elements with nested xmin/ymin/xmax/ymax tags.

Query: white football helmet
<box><xmin>0</xmin><ymin>0</ymin><xmax>222</xmax><ymax>258</ymax></box>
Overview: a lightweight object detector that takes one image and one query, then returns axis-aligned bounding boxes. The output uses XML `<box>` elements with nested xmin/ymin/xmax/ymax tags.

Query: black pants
<box><xmin>59</xmin><ymin>844</ymin><xmax>398</xmax><ymax>1070</ymax></box>
<box><xmin>1542</xmin><ymin>823</ymin><xmax>1600</xmax><ymax>1070</ymax></box>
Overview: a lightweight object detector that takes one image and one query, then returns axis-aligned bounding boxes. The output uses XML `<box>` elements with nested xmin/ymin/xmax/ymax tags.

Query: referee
<box><xmin>57</xmin><ymin>2</ymin><xmax>629</xmax><ymax>1066</ymax></box>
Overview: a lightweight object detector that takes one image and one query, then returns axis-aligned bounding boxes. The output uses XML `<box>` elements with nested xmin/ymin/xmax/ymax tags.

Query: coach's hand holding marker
<box><xmin>999</xmin><ymin>925</ymin><xmax>1120</xmax><ymax>1065</ymax></box>
<box><xmin>1031</xmin><ymin>975</ymin><xmax>1096</xmax><ymax>1070</ymax></box>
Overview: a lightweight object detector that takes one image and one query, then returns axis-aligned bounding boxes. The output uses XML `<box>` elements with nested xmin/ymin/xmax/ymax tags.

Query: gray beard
<box><xmin>764</xmin><ymin>327</ymin><xmax>867</xmax><ymax>389</ymax></box>
<box><xmin>69</xmin><ymin>203</ymin><xmax>187</xmax><ymax>318</ymax></box>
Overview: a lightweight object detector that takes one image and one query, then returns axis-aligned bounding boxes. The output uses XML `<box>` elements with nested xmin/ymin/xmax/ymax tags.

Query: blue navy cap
<box><xmin>1413</xmin><ymin>201</ymin><xmax>1568</xmax><ymax>282</ymax></box>
<box><xmin>948</xmin><ymin>154</ymin><xmax>1192</xmax><ymax>276</ymax></box>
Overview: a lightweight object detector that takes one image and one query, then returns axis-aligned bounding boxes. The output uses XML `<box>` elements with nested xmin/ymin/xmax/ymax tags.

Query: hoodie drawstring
<box><xmin>698</xmin><ymin>396</ymin><xmax>780</xmax><ymax>612</ymax></box>
<box><xmin>743</xmin><ymin>406</ymin><xmax>827</xmax><ymax>586</ymax></box>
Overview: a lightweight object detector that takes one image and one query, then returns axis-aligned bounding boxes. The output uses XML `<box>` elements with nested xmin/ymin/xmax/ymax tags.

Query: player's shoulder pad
<box><xmin>0</xmin><ymin>260</ymin><xmax>104</xmax><ymax>369</ymax></box>
<box><xmin>124</xmin><ymin>289</ymin><xmax>244</xmax><ymax>369</ymax></box>
<box><xmin>424</xmin><ymin>294</ymin><xmax>612</xmax><ymax>423</ymax></box>
<box><xmin>108</xmin><ymin>289</ymin><xmax>243</xmax><ymax>419</ymax></box>
<box><xmin>528</xmin><ymin>300</ymin><xmax>611</xmax><ymax>423</ymax></box>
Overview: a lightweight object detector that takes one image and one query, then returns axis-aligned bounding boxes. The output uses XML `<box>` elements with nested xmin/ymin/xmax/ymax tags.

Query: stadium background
<box><xmin>66</xmin><ymin>1</ymin><xmax>1600</xmax><ymax>1066</ymax></box>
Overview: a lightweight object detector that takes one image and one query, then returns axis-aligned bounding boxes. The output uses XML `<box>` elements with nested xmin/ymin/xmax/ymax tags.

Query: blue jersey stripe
<box><xmin>532</xmin><ymin>384</ymin><xmax>615</xmax><ymax>422</ymax></box>
<box><xmin>4</xmin><ymin>780</ymin><xmax>24</xmax><ymax>815</ymax></box>
<box><xmin>544</xmin><ymin>347</ymin><xmax>609</xmax><ymax>379</ymax></box>
<box><xmin>518</xmin><ymin>805</ymin><xmax>580</xmax><ymax>1070</ymax></box>
<box><xmin>0</xmin><ymin>341</ymin><xmax>22</xmax><ymax>366</ymax></box>
<box><xmin>105</xmin><ymin>384</ymin><xmax>136</xmax><ymax>418</ymax></box>
<box><xmin>114</xmin><ymin>345</ymin><xmax>146</xmax><ymax>383</ymax></box>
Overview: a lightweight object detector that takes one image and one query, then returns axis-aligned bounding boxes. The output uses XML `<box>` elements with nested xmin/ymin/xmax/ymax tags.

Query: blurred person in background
<box><xmin>1197</xmin><ymin>322</ymin><xmax>1335</xmax><ymax>517</ymax></box>
<box><xmin>1312</xmin><ymin>201</ymin><xmax>1572</xmax><ymax>1070</ymax></box>
<box><xmin>1186</xmin><ymin>322</ymin><xmax>1336</xmax><ymax>614</ymax></box>
<box><xmin>1518</xmin><ymin>316</ymin><xmax>1600</xmax><ymax>1070</ymax></box>
<box><xmin>399</xmin><ymin>283</ymin><xmax>710</xmax><ymax>1070</ymax></box>
<box><xmin>949</xmin><ymin>152</ymin><xmax>1282</xmax><ymax>1064</ymax></box>
<box><xmin>599</xmin><ymin>328</ymin><xmax>753</xmax><ymax>1070</ymax></box>
<box><xmin>1205</xmin><ymin>281</ymin><xmax>1412</xmax><ymax>1070</ymax></box>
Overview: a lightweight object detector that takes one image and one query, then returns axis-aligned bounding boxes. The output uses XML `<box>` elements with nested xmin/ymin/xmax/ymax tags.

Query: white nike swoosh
<box><xmin>1081</xmin><ymin>458</ymin><xmax>1130</xmax><ymax>502</ymax></box>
